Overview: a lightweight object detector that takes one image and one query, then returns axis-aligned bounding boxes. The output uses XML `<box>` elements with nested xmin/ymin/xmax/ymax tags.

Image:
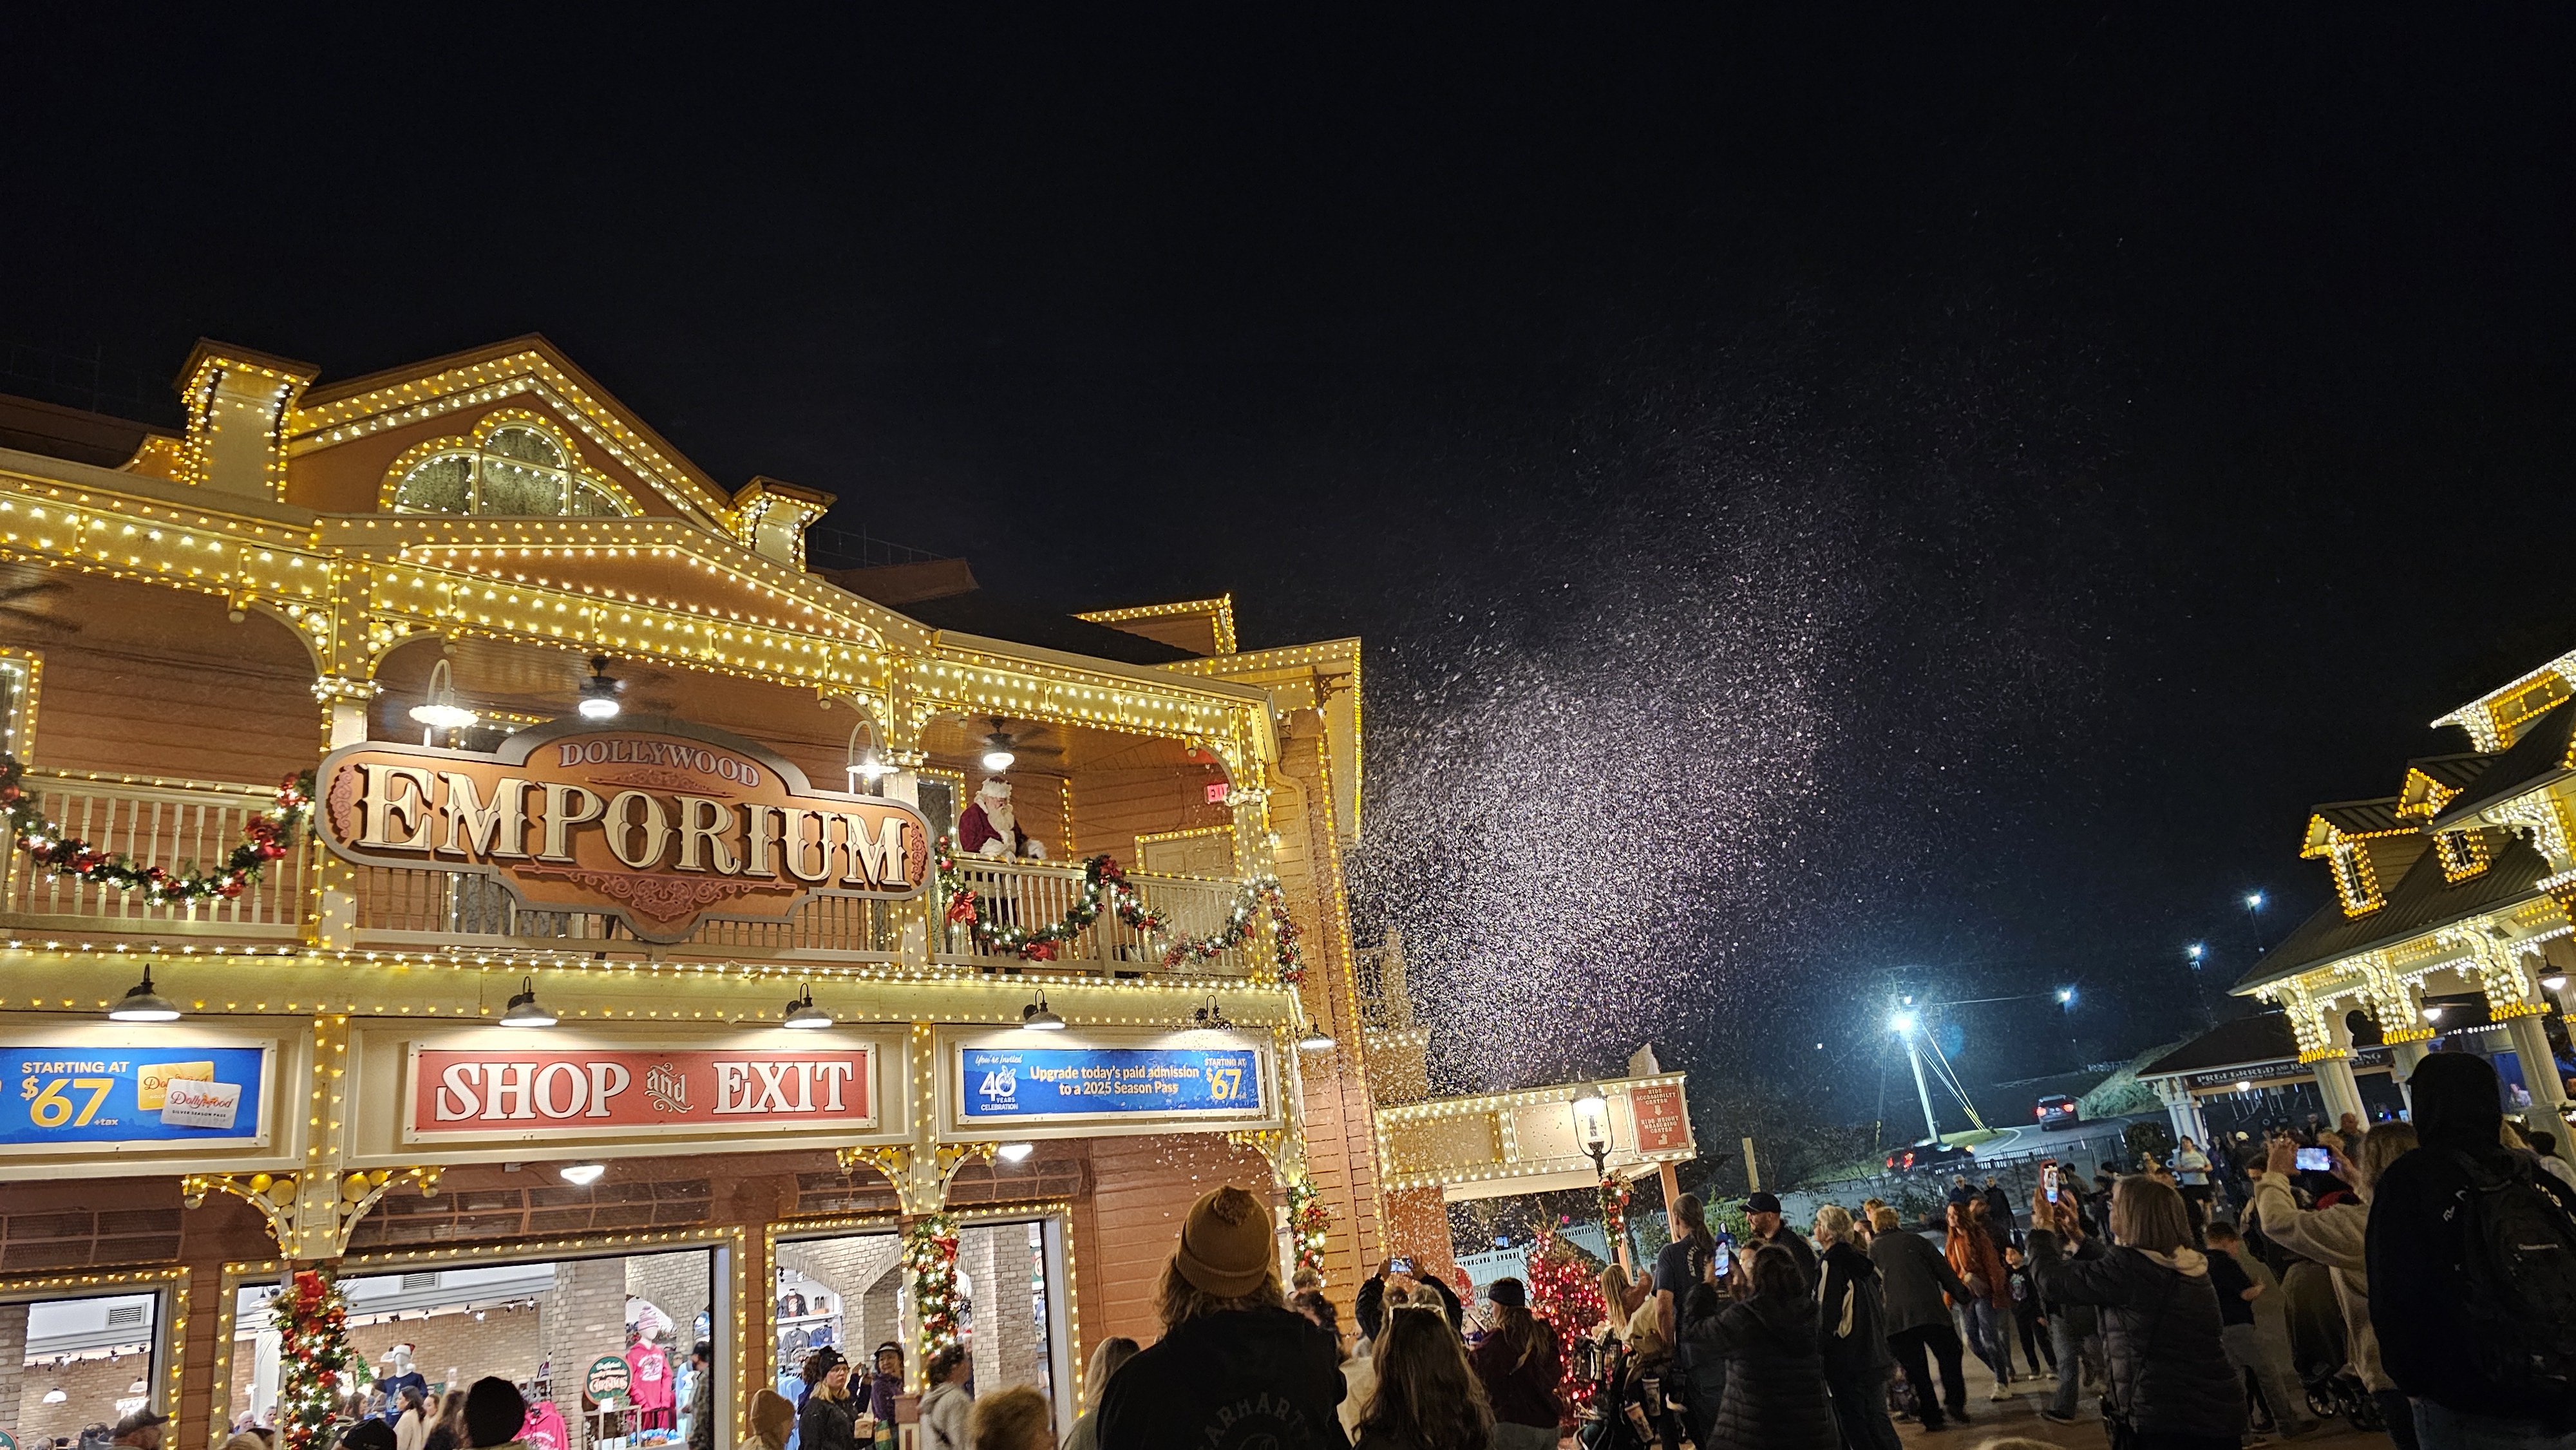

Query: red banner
<box><xmin>1629</xmin><ymin>1082</ymin><xmax>1690</xmax><ymax>1153</ymax></box>
<box><xmin>406</xmin><ymin>1045</ymin><xmax>876</xmax><ymax>1139</ymax></box>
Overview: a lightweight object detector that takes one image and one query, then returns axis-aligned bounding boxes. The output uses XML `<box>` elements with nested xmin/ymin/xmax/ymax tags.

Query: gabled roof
<box><xmin>2230</xmin><ymin>831</ymin><xmax>2553</xmax><ymax>995</ymax></box>
<box><xmin>2398</xmin><ymin>753</ymin><xmax>2490</xmax><ymax>820</ymax></box>
<box><xmin>2304</xmin><ymin>798</ymin><xmax>2407</xmax><ymax>845</ymax></box>
<box><xmin>2429</xmin><ymin>695</ymin><xmax>2576</xmax><ymax>830</ymax></box>
<box><xmin>285</xmin><ymin>334</ymin><xmax>737</xmax><ymax>525</ymax></box>
<box><xmin>818</xmin><ymin>560</ymin><xmax>1198</xmax><ymax>666</ymax></box>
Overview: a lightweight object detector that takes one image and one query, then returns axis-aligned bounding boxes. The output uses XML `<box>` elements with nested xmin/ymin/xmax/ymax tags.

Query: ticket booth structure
<box><xmin>1372</xmin><ymin>1073</ymin><xmax>1695</xmax><ymax>1280</ymax></box>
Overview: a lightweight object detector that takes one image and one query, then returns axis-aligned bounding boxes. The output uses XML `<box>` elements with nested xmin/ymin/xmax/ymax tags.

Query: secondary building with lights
<box><xmin>0</xmin><ymin>337</ymin><xmax>1385</xmax><ymax>1446</ymax></box>
<box><xmin>2230</xmin><ymin>655</ymin><xmax>2576</xmax><ymax>1130</ymax></box>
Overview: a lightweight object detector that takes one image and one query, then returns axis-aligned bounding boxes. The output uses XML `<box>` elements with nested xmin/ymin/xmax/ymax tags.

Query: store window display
<box><xmin>6</xmin><ymin>1292</ymin><xmax>163</xmax><ymax>1448</ymax></box>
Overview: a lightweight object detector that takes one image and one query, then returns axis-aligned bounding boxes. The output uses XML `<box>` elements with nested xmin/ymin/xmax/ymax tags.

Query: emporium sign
<box><xmin>403</xmin><ymin>1042</ymin><xmax>878</xmax><ymax>1143</ymax></box>
<box><xmin>317</xmin><ymin>720</ymin><xmax>930</xmax><ymax>942</ymax></box>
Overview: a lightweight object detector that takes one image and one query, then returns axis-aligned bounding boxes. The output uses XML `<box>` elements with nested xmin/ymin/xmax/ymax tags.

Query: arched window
<box><xmin>393</xmin><ymin>424</ymin><xmax>630</xmax><ymax>516</ymax></box>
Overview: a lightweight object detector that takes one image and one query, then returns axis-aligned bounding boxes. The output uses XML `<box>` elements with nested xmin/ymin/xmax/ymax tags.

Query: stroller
<box><xmin>2301</xmin><ymin>1366</ymin><xmax>2383</xmax><ymax>1432</ymax></box>
<box><xmin>1577</xmin><ymin>1335</ymin><xmax>1671</xmax><ymax>1450</ymax></box>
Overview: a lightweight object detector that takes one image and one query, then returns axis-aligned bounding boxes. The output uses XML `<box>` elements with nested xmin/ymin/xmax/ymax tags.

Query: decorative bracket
<box><xmin>182</xmin><ymin>1167</ymin><xmax>443</xmax><ymax>1258</ymax></box>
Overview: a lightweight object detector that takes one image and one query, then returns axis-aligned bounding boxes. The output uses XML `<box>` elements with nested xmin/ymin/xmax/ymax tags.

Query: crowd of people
<box><xmin>263</xmin><ymin>1053</ymin><xmax>2573</xmax><ymax>1450</ymax></box>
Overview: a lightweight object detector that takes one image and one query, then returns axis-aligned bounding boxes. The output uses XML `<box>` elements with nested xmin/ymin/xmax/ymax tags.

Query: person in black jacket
<box><xmin>1864</xmin><ymin>1203</ymin><xmax>1977</xmax><ymax>1433</ymax></box>
<box><xmin>1688</xmin><ymin>1245</ymin><xmax>1836</xmax><ymax>1450</ymax></box>
<box><xmin>1097</xmin><ymin>1185</ymin><xmax>1348</xmax><ymax>1450</ymax></box>
<box><xmin>2028</xmin><ymin>1176</ymin><xmax>2244</xmax><ymax>1449</ymax></box>
<box><xmin>1812</xmin><ymin>1206</ymin><xmax>1902</xmax><ymax>1450</ymax></box>
<box><xmin>2366</xmin><ymin>1051</ymin><xmax>2576</xmax><ymax>1444</ymax></box>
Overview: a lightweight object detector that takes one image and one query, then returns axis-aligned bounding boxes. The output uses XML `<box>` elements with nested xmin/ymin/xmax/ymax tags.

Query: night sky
<box><xmin>11</xmin><ymin>10</ymin><xmax>2576</xmax><ymax>1124</ymax></box>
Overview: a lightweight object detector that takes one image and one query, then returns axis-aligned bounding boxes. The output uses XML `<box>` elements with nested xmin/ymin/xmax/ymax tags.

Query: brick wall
<box><xmin>14</xmin><ymin>1348</ymin><xmax>149</xmax><ymax>1446</ymax></box>
<box><xmin>625</xmin><ymin>1253</ymin><xmax>714</xmax><ymax>1347</ymax></box>
<box><xmin>773</xmin><ymin>1235</ymin><xmax>900</xmax><ymax>1371</ymax></box>
<box><xmin>957</xmin><ymin>1224</ymin><xmax>1049</xmax><ymax>1411</ymax></box>
<box><xmin>0</xmin><ymin>1302</ymin><xmax>24</xmax><ymax>1437</ymax></box>
<box><xmin>541</xmin><ymin>1259</ymin><xmax>625</xmax><ymax>1428</ymax></box>
<box><xmin>1078</xmin><ymin>1134</ymin><xmax>1282</xmax><ymax>1349</ymax></box>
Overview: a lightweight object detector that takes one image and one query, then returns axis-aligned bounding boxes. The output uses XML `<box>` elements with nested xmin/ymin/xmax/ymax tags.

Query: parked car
<box><xmin>2035</xmin><ymin>1094</ymin><xmax>2081</xmax><ymax>1131</ymax></box>
<box><xmin>1884</xmin><ymin>1141</ymin><xmax>1977</xmax><ymax>1174</ymax></box>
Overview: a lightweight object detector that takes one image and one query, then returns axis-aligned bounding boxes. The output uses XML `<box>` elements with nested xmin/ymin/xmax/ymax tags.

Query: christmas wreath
<box><xmin>936</xmin><ymin>837</ymin><xmax>1303</xmax><ymax>981</ymax></box>
<box><xmin>0</xmin><ymin>754</ymin><xmax>312</xmax><ymax>903</ymax></box>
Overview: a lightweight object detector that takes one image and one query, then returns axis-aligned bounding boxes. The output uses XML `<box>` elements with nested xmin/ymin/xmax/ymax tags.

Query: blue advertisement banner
<box><xmin>960</xmin><ymin>1045</ymin><xmax>1264</xmax><ymax>1122</ymax></box>
<box><xmin>0</xmin><ymin>1044</ymin><xmax>269</xmax><ymax>1145</ymax></box>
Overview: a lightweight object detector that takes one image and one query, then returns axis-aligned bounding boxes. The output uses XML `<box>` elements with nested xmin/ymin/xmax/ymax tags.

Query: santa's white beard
<box><xmin>980</xmin><ymin>796</ymin><xmax>1017</xmax><ymax>840</ymax></box>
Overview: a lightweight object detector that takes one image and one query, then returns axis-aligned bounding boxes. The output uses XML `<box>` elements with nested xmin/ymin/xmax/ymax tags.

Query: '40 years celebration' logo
<box><xmin>976</xmin><ymin>1066</ymin><xmax>1020</xmax><ymax>1108</ymax></box>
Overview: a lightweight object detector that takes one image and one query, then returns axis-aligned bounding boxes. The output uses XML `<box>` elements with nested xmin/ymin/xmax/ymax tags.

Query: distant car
<box><xmin>2036</xmin><ymin>1095</ymin><xmax>2082</xmax><ymax>1131</ymax></box>
<box><xmin>1885</xmin><ymin>1142</ymin><xmax>1977</xmax><ymax>1174</ymax></box>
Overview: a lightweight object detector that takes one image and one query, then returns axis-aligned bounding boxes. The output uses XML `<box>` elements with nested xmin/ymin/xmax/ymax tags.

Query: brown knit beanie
<box><xmin>1173</xmin><ymin>1184</ymin><xmax>1276</xmax><ymax>1296</ymax></box>
<box><xmin>750</xmin><ymin>1389</ymin><xmax>795</xmax><ymax>1449</ymax></box>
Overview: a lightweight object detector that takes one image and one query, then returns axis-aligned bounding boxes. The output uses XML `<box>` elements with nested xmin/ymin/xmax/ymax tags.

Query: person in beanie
<box><xmin>1096</xmin><ymin>1183</ymin><xmax>1347</xmax><ymax>1449</ymax></box>
<box><xmin>462</xmin><ymin>1378</ymin><xmax>526</xmax><ymax>1450</ymax></box>
<box><xmin>742</xmin><ymin>1390</ymin><xmax>796</xmax><ymax>1450</ymax></box>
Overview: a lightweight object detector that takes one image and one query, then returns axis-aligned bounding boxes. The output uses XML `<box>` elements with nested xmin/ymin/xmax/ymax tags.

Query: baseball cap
<box><xmin>1745</xmin><ymin>1192</ymin><xmax>1783</xmax><ymax>1214</ymax></box>
<box><xmin>113</xmin><ymin>1412</ymin><xmax>169</xmax><ymax>1436</ymax></box>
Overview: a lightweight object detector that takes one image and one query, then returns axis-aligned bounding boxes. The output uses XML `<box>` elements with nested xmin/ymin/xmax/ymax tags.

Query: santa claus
<box><xmin>958</xmin><ymin>776</ymin><xmax>1046</xmax><ymax>859</ymax></box>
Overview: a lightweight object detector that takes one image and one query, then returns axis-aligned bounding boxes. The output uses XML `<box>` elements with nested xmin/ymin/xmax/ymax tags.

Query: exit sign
<box><xmin>1206</xmin><ymin>782</ymin><xmax>1229</xmax><ymax>804</ymax></box>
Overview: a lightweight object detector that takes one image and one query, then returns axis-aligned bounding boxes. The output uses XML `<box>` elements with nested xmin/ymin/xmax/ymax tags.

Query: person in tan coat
<box><xmin>2248</xmin><ymin>1121</ymin><xmax>2416</xmax><ymax>1435</ymax></box>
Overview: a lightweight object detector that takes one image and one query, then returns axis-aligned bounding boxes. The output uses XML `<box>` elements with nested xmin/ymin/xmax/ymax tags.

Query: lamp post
<box><xmin>1890</xmin><ymin>1010</ymin><xmax>1939</xmax><ymax>1144</ymax></box>
<box><xmin>1571</xmin><ymin>1086</ymin><xmax>1627</xmax><ymax>1270</ymax></box>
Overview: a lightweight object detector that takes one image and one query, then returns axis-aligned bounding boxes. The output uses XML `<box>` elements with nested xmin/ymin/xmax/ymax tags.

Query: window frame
<box><xmin>384</xmin><ymin>413</ymin><xmax>638</xmax><ymax>520</ymax></box>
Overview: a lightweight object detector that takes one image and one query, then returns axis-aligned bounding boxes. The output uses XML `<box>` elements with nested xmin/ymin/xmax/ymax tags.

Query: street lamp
<box><xmin>2056</xmin><ymin>988</ymin><xmax>2075</xmax><ymax>1006</ymax></box>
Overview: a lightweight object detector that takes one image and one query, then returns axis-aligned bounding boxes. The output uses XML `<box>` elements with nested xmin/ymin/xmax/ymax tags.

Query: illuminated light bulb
<box><xmin>1888</xmin><ymin>1010</ymin><xmax>1917</xmax><ymax>1035</ymax></box>
<box><xmin>1571</xmin><ymin>1085</ymin><xmax>1607</xmax><ymax>1120</ymax></box>
<box><xmin>1020</xmin><ymin>993</ymin><xmax>1065</xmax><ymax>1031</ymax></box>
<box><xmin>560</xmin><ymin>1163</ymin><xmax>605</xmax><ymax>1187</ymax></box>
<box><xmin>577</xmin><ymin>655</ymin><xmax>622</xmax><ymax>719</ymax></box>
<box><xmin>782</xmin><ymin>986</ymin><xmax>833</xmax><ymax>1030</ymax></box>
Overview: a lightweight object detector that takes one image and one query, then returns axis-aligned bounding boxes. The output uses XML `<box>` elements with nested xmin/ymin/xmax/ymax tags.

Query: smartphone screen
<box><xmin>2295</xmin><ymin>1146</ymin><xmax>2331</xmax><ymax>1172</ymax></box>
<box><xmin>2041</xmin><ymin>1161</ymin><xmax>2060</xmax><ymax>1203</ymax></box>
<box><xmin>1388</xmin><ymin>1256</ymin><xmax>1413</xmax><ymax>1276</ymax></box>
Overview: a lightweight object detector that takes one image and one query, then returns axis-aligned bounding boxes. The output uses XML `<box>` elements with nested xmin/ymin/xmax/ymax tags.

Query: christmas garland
<box><xmin>905</xmin><ymin>1213</ymin><xmax>963</xmax><ymax>1368</ymax></box>
<box><xmin>276</xmin><ymin>1268</ymin><xmax>356</xmax><ymax>1450</ymax></box>
<box><xmin>0</xmin><ymin>754</ymin><xmax>313</xmax><ymax>903</ymax></box>
<box><xmin>1596</xmin><ymin>1176</ymin><xmax>1632</xmax><ymax>1248</ymax></box>
<box><xmin>1285</xmin><ymin>1175</ymin><xmax>1331</xmax><ymax>1281</ymax></box>
<box><xmin>936</xmin><ymin>838</ymin><xmax>1303</xmax><ymax>981</ymax></box>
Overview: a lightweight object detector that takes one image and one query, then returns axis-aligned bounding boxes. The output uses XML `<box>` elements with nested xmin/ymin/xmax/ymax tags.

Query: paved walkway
<box><xmin>1897</xmin><ymin>1344</ymin><xmax>2393</xmax><ymax>1448</ymax></box>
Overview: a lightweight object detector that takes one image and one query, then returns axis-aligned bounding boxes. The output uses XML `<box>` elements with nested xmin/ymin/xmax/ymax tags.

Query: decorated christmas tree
<box><xmin>1525</xmin><ymin>1227</ymin><xmax>1605</xmax><ymax>1412</ymax></box>
<box><xmin>904</xmin><ymin>1213</ymin><xmax>963</xmax><ymax>1372</ymax></box>
<box><xmin>275</xmin><ymin>1268</ymin><xmax>356</xmax><ymax>1450</ymax></box>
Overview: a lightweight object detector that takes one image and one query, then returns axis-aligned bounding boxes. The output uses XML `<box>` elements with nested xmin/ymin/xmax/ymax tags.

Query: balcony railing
<box><xmin>348</xmin><ymin>868</ymin><xmax>907</xmax><ymax>963</ymax></box>
<box><xmin>0</xmin><ymin>769</ymin><xmax>308</xmax><ymax>939</ymax></box>
<box><xmin>934</xmin><ymin>856</ymin><xmax>1259</xmax><ymax>975</ymax></box>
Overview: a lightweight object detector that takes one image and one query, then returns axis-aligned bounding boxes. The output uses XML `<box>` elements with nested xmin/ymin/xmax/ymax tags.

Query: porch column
<box><xmin>2481</xmin><ymin>945</ymin><xmax>2570</xmax><ymax>1114</ymax></box>
<box><xmin>2152</xmin><ymin>1077</ymin><xmax>2204</xmax><ymax>1148</ymax></box>
<box><xmin>2309</xmin><ymin>1009</ymin><xmax>2369</xmax><ymax>1129</ymax></box>
<box><xmin>2504</xmin><ymin>1012</ymin><xmax>2570</xmax><ymax>1113</ymax></box>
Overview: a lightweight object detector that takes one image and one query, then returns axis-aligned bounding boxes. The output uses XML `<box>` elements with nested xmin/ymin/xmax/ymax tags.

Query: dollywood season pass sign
<box><xmin>316</xmin><ymin>719</ymin><xmax>930</xmax><ymax>942</ymax></box>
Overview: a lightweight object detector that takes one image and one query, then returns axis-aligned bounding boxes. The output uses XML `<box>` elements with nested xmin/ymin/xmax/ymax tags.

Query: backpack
<box><xmin>2447</xmin><ymin>1148</ymin><xmax>2576</xmax><ymax>1396</ymax></box>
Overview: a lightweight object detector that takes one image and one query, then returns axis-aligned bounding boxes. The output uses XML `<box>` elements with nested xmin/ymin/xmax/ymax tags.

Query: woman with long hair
<box><xmin>2029</xmin><ymin>1174</ymin><xmax>2242</xmax><ymax>1448</ymax></box>
<box><xmin>419</xmin><ymin>1390</ymin><xmax>467</xmax><ymax>1450</ymax></box>
<box><xmin>797</xmin><ymin>1348</ymin><xmax>861</xmax><ymax>1450</ymax></box>
<box><xmin>1468</xmin><ymin>1278</ymin><xmax>1560</xmax><ymax>1450</ymax></box>
<box><xmin>1945</xmin><ymin>1199</ymin><xmax>2016</xmax><ymax>1398</ymax></box>
<box><xmin>1061</xmin><ymin>1336</ymin><xmax>1138</xmax><ymax>1450</ymax></box>
<box><xmin>1354</xmin><ymin>1305</ymin><xmax>1493</xmax><ymax>1450</ymax></box>
<box><xmin>393</xmin><ymin>1387</ymin><xmax>429</xmax><ymax>1450</ymax></box>
<box><xmin>1689</xmin><ymin>1245</ymin><xmax>1836</xmax><ymax>1450</ymax></box>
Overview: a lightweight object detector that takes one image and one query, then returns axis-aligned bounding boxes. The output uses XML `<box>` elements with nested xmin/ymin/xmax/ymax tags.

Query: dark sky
<box><xmin>10</xmin><ymin>8</ymin><xmax>2576</xmax><ymax>1122</ymax></box>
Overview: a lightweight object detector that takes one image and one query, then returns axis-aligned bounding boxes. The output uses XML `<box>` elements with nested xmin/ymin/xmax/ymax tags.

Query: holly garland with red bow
<box><xmin>904</xmin><ymin>1213</ymin><xmax>963</xmax><ymax>1368</ymax></box>
<box><xmin>1286</xmin><ymin>1174</ymin><xmax>1332</xmax><ymax>1281</ymax></box>
<box><xmin>276</xmin><ymin>1268</ymin><xmax>357</xmax><ymax>1450</ymax></box>
<box><xmin>936</xmin><ymin>836</ymin><xmax>1303</xmax><ymax>981</ymax></box>
<box><xmin>0</xmin><ymin>754</ymin><xmax>313</xmax><ymax>903</ymax></box>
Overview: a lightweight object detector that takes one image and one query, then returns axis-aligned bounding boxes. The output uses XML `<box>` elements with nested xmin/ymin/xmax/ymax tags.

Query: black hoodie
<box><xmin>2366</xmin><ymin>1052</ymin><xmax>2576</xmax><ymax>1429</ymax></box>
<box><xmin>1097</xmin><ymin>1306</ymin><xmax>1348</xmax><ymax>1450</ymax></box>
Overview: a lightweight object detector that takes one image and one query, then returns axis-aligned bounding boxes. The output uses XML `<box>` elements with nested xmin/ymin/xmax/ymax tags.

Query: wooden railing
<box><xmin>0</xmin><ymin>769</ymin><xmax>308</xmax><ymax>939</ymax></box>
<box><xmin>934</xmin><ymin>856</ymin><xmax>1260</xmax><ymax>975</ymax></box>
<box><xmin>348</xmin><ymin>867</ymin><xmax>907</xmax><ymax>962</ymax></box>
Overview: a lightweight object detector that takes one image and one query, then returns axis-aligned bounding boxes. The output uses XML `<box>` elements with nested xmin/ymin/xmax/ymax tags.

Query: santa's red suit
<box><xmin>958</xmin><ymin>779</ymin><xmax>1042</xmax><ymax>858</ymax></box>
